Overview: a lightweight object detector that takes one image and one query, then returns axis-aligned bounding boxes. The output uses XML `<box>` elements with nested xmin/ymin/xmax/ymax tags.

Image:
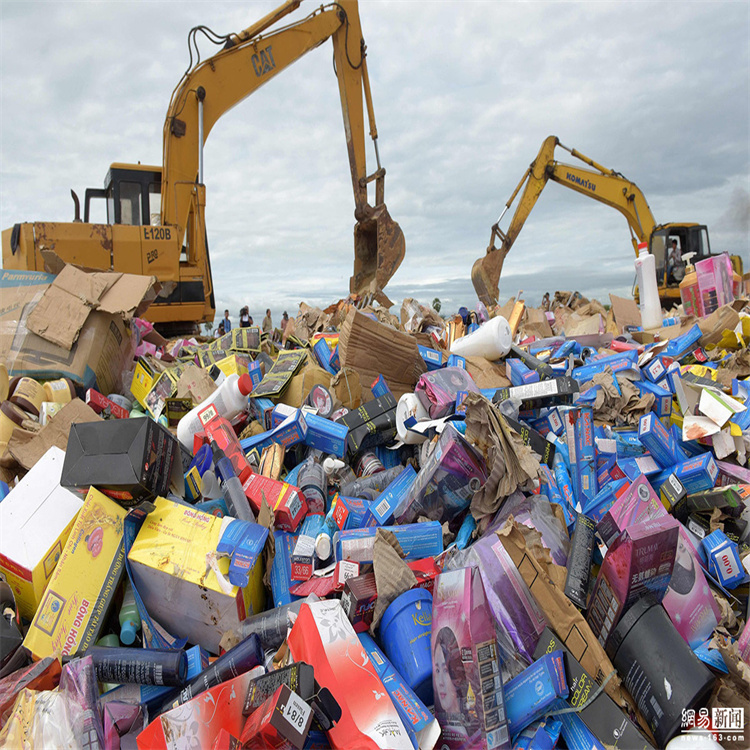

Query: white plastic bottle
<box><xmin>634</xmin><ymin>242</ymin><xmax>663</xmax><ymax>330</ymax></box>
<box><xmin>449</xmin><ymin>315</ymin><xmax>513</xmax><ymax>360</ymax></box>
<box><xmin>176</xmin><ymin>372</ymin><xmax>253</xmax><ymax>449</ymax></box>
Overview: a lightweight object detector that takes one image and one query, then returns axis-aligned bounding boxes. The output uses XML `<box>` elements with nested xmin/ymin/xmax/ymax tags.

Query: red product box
<box><xmin>85</xmin><ymin>388</ymin><xmax>129</xmax><ymax>419</ymax></box>
<box><xmin>340</xmin><ymin>572</ymin><xmax>378</xmax><ymax>633</ymax></box>
<box><xmin>212</xmin><ymin>728</ymin><xmax>241</xmax><ymax>750</ymax></box>
<box><xmin>242</xmin><ymin>473</ymin><xmax>308</xmax><ymax>532</ymax></box>
<box><xmin>197</xmin><ymin>406</ymin><xmax>252</xmax><ymax>482</ymax></box>
<box><xmin>240</xmin><ymin>684</ymin><xmax>312</xmax><ymax>750</ymax></box>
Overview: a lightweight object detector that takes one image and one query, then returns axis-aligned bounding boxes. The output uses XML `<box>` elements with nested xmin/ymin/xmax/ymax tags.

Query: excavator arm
<box><xmin>161</xmin><ymin>0</ymin><xmax>404</xmax><ymax>302</ymax></box>
<box><xmin>471</xmin><ymin>135</ymin><xmax>658</xmax><ymax>306</ymax></box>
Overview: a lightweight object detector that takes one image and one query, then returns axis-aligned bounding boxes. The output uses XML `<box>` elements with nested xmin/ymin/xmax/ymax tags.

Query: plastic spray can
<box><xmin>176</xmin><ymin>373</ymin><xmax>253</xmax><ymax>449</ymax></box>
<box><xmin>119</xmin><ymin>579</ymin><xmax>141</xmax><ymax>645</ymax></box>
<box><xmin>634</xmin><ymin>242</ymin><xmax>663</xmax><ymax>330</ymax></box>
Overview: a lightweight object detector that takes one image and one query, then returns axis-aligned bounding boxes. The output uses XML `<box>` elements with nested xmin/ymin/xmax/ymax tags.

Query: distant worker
<box><xmin>216</xmin><ymin>321</ymin><xmax>226</xmax><ymax>337</ymax></box>
<box><xmin>262</xmin><ymin>308</ymin><xmax>273</xmax><ymax>334</ymax></box>
<box><xmin>667</xmin><ymin>239</ymin><xmax>683</xmax><ymax>282</ymax></box>
<box><xmin>282</xmin><ymin>311</ymin><xmax>289</xmax><ymax>327</ymax></box>
<box><xmin>239</xmin><ymin>306</ymin><xmax>251</xmax><ymax>328</ymax></box>
<box><xmin>222</xmin><ymin>309</ymin><xmax>232</xmax><ymax>332</ymax></box>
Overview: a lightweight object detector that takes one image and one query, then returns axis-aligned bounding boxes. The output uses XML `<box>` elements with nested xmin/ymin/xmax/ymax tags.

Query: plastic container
<box><xmin>9</xmin><ymin>377</ymin><xmax>46</xmax><ymax>417</ymax></box>
<box><xmin>606</xmin><ymin>598</ymin><xmax>715</xmax><ymax>747</ymax></box>
<box><xmin>305</xmin><ymin>384</ymin><xmax>333</xmax><ymax>418</ymax></box>
<box><xmin>43</xmin><ymin>378</ymin><xmax>76</xmax><ymax>405</ymax></box>
<box><xmin>379</xmin><ymin>588</ymin><xmax>434</xmax><ymax>703</ymax></box>
<box><xmin>83</xmin><ymin>645</ymin><xmax>187</xmax><ymax>687</ymax></box>
<box><xmin>634</xmin><ymin>242</ymin><xmax>663</xmax><ymax>330</ymax></box>
<box><xmin>119</xmin><ymin>579</ymin><xmax>141</xmax><ymax>645</ymax></box>
<box><xmin>176</xmin><ymin>372</ymin><xmax>253</xmax><ymax>449</ymax></box>
<box><xmin>297</xmin><ymin>456</ymin><xmax>327</xmax><ymax>515</ymax></box>
<box><xmin>679</xmin><ymin>263</ymin><xmax>701</xmax><ymax>317</ymax></box>
<box><xmin>449</xmin><ymin>315</ymin><xmax>512</xmax><ymax>360</ymax></box>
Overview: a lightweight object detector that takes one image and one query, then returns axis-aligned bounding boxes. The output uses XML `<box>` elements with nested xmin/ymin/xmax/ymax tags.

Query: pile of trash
<box><xmin>1</xmin><ymin>263</ymin><xmax>749</xmax><ymax>750</ymax></box>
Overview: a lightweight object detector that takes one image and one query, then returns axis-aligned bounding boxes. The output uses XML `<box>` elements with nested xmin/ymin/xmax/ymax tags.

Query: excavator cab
<box><xmin>83</xmin><ymin>164</ymin><xmax>162</xmax><ymax>227</ymax></box>
<box><xmin>650</xmin><ymin>224</ymin><xmax>710</xmax><ymax>287</ymax></box>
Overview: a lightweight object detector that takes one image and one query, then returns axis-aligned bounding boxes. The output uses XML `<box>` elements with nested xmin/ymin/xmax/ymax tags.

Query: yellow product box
<box><xmin>214</xmin><ymin>353</ymin><xmax>252</xmax><ymax>378</ymax></box>
<box><xmin>23</xmin><ymin>487</ymin><xmax>127</xmax><ymax>660</ymax></box>
<box><xmin>128</xmin><ymin>497</ymin><xmax>264</xmax><ymax>654</ymax></box>
<box><xmin>0</xmin><ymin>447</ymin><xmax>83</xmax><ymax>621</ymax></box>
<box><xmin>130</xmin><ymin>356</ymin><xmax>158</xmax><ymax>409</ymax></box>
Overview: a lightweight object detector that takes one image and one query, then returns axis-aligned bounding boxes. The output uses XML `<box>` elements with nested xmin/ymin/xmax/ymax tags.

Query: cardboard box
<box><xmin>128</xmin><ymin>497</ymin><xmax>264</xmax><ymax>654</ymax></box>
<box><xmin>533</xmin><ymin>627</ymin><xmax>653</xmax><ymax>749</ymax></box>
<box><xmin>0</xmin><ymin>269</ymin><xmax>145</xmax><ymax>394</ymax></box>
<box><xmin>287</xmin><ymin>600</ymin><xmax>412</xmax><ymax>750</ymax></box>
<box><xmin>23</xmin><ymin>487</ymin><xmax>127</xmax><ymax>660</ymax></box>
<box><xmin>0</xmin><ymin>447</ymin><xmax>83</xmax><ymax>620</ymax></box>
<box><xmin>61</xmin><ymin>418</ymin><xmax>182</xmax><ymax>507</ymax></box>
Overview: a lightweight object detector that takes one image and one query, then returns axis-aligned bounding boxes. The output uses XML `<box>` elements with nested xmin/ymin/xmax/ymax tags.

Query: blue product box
<box><xmin>506</xmin><ymin>358</ymin><xmax>540</xmax><ymax>387</ymax></box>
<box><xmin>611</xmin><ymin>429</ymin><xmax>646</xmax><ymax>458</ymax></box>
<box><xmin>332</xmin><ymin>494</ymin><xmax>369</xmax><ymax>531</ymax></box>
<box><xmin>673</xmin><ymin>453</ymin><xmax>719</xmax><ymax>494</ymax></box>
<box><xmin>582</xmin><ymin>478</ymin><xmax>628</xmax><ymax>523</ymax></box>
<box><xmin>732</xmin><ymin>379</ymin><xmax>750</xmax><ymax>400</ymax></box>
<box><xmin>553</xmin><ymin>457</ymin><xmax>577</xmax><ymax>514</ymax></box>
<box><xmin>240</xmin><ymin>409</ymin><xmax>307</xmax><ymax>454</ymax></box>
<box><xmin>617</xmin><ymin>455</ymin><xmax>662</xmax><ymax>481</ymax></box>
<box><xmin>532</xmin><ymin>408</ymin><xmax>564</xmax><ymax>438</ymax></box>
<box><xmin>642</xmin><ymin>355</ymin><xmax>671</xmax><ymax>384</ymax></box>
<box><xmin>271</xmin><ymin>403</ymin><xmax>349</xmax><ymax>458</ymax></box>
<box><xmin>329</xmin><ymin>345</ymin><xmax>340</xmax><ymax>372</ymax></box>
<box><xmin>418</xmin><ymin>344</ymin><xmax>443</xmax><ymax>371</ymax></box>
<box><xmin>362</xmin><ymin>465</ymin><xmax>418</xmax><ymax>528</ymax></box>
<box><xmin>571</xmin><ymin>351</ymin><xmax>639</xmax><ymax>384</ymax></box>
<box><xmin>312</xmin><ymin>338</ymin><xmax>337</xmax><ymax>375</ymax></box>
<box><xmin>664</xmin><ymin>324</ymin><xmax>703</xmax><ymax>359</ymax></box>
<box><xmin>504</xmin><ymin>651</ymin><xmax>568</xmax><ymax>737</ymax></box>
<box><xmin>246</xmin><ymin>360</ymin><xmax>263</xmax><ymax>388</ymax></box>
<box><xmin>636</xmin><ymin>380</ymin><xmax>673</xmax><ymax>418</ymax></box>
<box><xmin>248</xmin><ymin>397</ymin><xmax>276</xmax><ymax>430</ymax></box>
<box><xmin>217</xmin><ymin>519</ymin><xmax>269</xmax><ymax>588</ymax></box>
<box><xmin>553</xmin><ymin>706</ymin><xmax>607</xmax><ymax>750</ymax></box>
<box><xmin>540</xmin><ymin>465</ymin><xmax>575</xmax><ymax>527</ymax></box>
<box><xmin>573</xmin><ymin>408</ymin><xmax>598</xmax><ymax>508</ymax></box>
<box><xmin>370</xmin><ymin>374</ymin><xmax>392</xmax><ymax>399</ymax></box>
<box><xmin>553</xmin><ymin>339</ymin><xmax>581</xmax><ymax>360</ymax></box>
<box><xmin>693</xmin><ymin>639</ymin><xmax>728</xmax><ymax>673</ymax></box>
<box><xmin>270</xmin><ymin>530</ymin><xmax>301</xmax><ymax>608</ymax></box>
<box><xmin>702</xmin><ymin>529</ymin><xmax>746</xmax><ymax>589</ymax></box>
<box><xmin>334</xmin><ymin>521</ymin><xmax>443</xmax><ymax>564</ymax></box>
<box><xmin>446</xmin><ymin>354</ymin><xmax>466</xmax><ymax>370</ymax></box>
<box><xmin>638</xmin><ymin>412</ymin><xmax>687</xmax><ymax>469</ymax></box>
<box><xmin>670</xmin><ymin>424</ymin><xmax>704</xmax><ymax>458</ymax></box>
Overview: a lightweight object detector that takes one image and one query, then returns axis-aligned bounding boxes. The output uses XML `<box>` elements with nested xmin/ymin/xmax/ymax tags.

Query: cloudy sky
<box><xmin>2</xmin><ymin>0</ymin><xmax>748</xmax><ymax>327</ymax></box>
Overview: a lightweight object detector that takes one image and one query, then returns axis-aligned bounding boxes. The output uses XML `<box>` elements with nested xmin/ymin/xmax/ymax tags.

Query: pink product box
<box><xmin>596</xmin><ymin>474</ymin><xmax>666</xmax><ymax>546</ymax></box>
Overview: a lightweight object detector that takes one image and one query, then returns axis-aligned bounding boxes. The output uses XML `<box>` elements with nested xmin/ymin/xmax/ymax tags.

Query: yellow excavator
<box><xmin>471</xmin><ymin>135</ymin><xmax>744</xmax><ymax>308</ymax></box>
<box><xmin>1</xmin><ymin>0</ymin><xmax>404</xmax><ymax>333</ymax></box>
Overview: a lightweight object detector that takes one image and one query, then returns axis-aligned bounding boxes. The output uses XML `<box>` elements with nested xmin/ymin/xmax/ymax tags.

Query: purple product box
<box><xmin>572</xmin><ymin>408</ymin><xmax>598</xmax><ymax>509</ymax></box>
<box><xmin>395</xmin><ymin>423</ymin><xmax>487</xmax><ymax>525</ymax></box>
<box><xmin>587</xmin><ymin>516</ymin><xmax>680</xmax><ymax>648</ymax></box>
<box><xmin>504</xmin><ymin>651</ymin><xmax>568</xmax><ymax>737</ymax></box>
<box><xmin>637</xmin><ymin>412</ymin><xmax>687</xmax><ymax>469</ymax></box>
<box><xmin>361</xmin><ymin>465</ymin><xmax>418</xmax><ymax>528</ymax></box>
<box><xmin>596</xmin><ymin>474</ymin><xmax>666</xmax><ymax>546</ymax></box>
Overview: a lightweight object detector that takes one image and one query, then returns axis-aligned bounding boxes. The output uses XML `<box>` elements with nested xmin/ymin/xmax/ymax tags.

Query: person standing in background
<box><xmin>262</xmin><ymin>308</ymin><xmax>272</xmax><ymax>334</ymax></box>
<box><xmin>222</xmin><ymin>309</ymin><xmax>231</xmax><ymax>332</ymax></box>
<box><xmin>239</xmin><ymin>307</ymin><xmax>251</xmax><ymax>328</ymax></box>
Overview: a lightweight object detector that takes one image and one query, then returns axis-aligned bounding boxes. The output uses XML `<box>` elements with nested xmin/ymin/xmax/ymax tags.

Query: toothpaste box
<box><xmin>638</xmin><ymin>412</ymin><xmax>687</xmax><ymax>469</ymax></box>
<box><xmin>663</xmin><ymin>324</ymin><xmax>703</xmax><ymax>359</ymax></box>
<box><xmin>128</xmin><ymin>497</ymin><xmax>264</xmax><ymax>654</ymax></box>
<box><xmin>504</xmin><ymin>651</ymin><xmax>568</xmax><ymax>738</ymax></box>
<box><xmin>23</xmin><ymin>487</ymin><xmax>127</xmax><ymax>660</ymax></box>
<box><xmin>271</xmin><ymin>403</ymin><xmax>348</xmax><ymax>458</ymax></box>
<box><xmin>332</xmin><ymin>494</ymin><xmax>369</xmax><ymax>532</ymax></box>
<box><xmin>587</xmin><ymin>516</ymin><xmax>680</xmax><ymax>648</ymax></box>
<box><xmin>635</xmin><ymin>380</ymin><xmax>673</xmax><ymax>419</ymax></box>
<box><xmin>506</xmin><ymin>358</ymin><xmax>540</xmax><ymax>387</ymax></box>
<box><xmin>0</xmin><ymin>447</ymin><xmax>83</xmax><ymax>620</ymax></box>
<box><xmin>240</xmin><ymin>410</ymin><xmax>307</xmax><ymax>454</ymax></box>
<box><xmin>271</xmin><ymin>531</ymin><xmax>301</xmax><ymax>608</ymax></box>
<box><xmin>571</xmin><ymin>351</ymin><xmax>639</xmax><ymax>384</ymax></box>
<box><xmin>432</xmin><ymin>567</ymin><xmax>511</xmax><ymax>749</ymax></box>
<box><xmin>288</xmin><ymin>600</ymin><xmax>412</xmax><ymax>750</ymax></box>
<box><xmin>334</xmin><ymin>522</ymin><xmax>444</xmax><ymax>565</ymax></box>
<box><xmin>596</xmin><ymin>474</ymin><xmax>666</xmax><ymax>546</ymax></box>
<box><xmin>571</xmin><ymin>408</ymin><xmax>598</xmax><ymax>508</ymax></box>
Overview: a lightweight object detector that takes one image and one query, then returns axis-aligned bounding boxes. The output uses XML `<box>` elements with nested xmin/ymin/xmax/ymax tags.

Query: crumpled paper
<box><xmin>463</xmin><ymin>393</ymin><xmax>540</xmax><ymax>522</ymax></box>
<box><xmin>371</xmin><ymin>529</ymin><xmax>416</xmax><ymax>631</ymax></box>
<box><xmin>581</xmin><ymin>367</ymin><xmax>654</xmax><ymax>426</ymax></box>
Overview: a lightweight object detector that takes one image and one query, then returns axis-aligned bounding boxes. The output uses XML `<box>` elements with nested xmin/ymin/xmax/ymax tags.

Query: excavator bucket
<box><xmin>471</xmin><ymin>246</ymin><xmax>509</xmax><ymax>309</ymax></box>
<box><xmin>350</xmin><ymin>203</ymin><xmax>405</xmax><ymax>302</ymax></box>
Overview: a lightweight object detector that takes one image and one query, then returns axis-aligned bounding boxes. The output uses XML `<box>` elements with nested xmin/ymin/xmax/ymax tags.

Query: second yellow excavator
<box><xmin>471</xmin><ymin>135</ymin><xmax>744</xmax><ymax>308</ymax></box>
<box><xmin>2</xmin><ymin>0</ymin><xmax>404</xmax><ymax>332</ymax></box>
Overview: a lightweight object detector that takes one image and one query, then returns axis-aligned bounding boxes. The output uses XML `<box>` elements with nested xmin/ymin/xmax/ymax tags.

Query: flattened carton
<box><xmin>23</xmin><ymin>487</ymin><xmax>127</xmax><ymax>660</ymax></box>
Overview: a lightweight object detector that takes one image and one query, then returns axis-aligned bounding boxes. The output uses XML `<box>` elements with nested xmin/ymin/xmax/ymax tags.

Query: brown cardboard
<box><xmin>175</xmin><ymin>364</ymin><xmax>217</xmax><ymax>404</ymax></box>
<box><xmin>521</xmin><ymin>306</ymin><xmax>553</xmax><ymax>339</ymax></box>
<box><xmin>279</xmin><ymin>357</ymin><xmax>331</xmax><ymax>408</ymax></box>
<box><xmin>464</xmin><ymin>356</ymin><xmax>511</xmax><ymax>390</ymax></box>
<box><xmin>0</xmin><ymin>269</ymin><xmax>143</xmax><ymax>394</ymax></box>
<box><xmin>609</xmin><ymin>294</ymin><xmax>641</xmax><ymax>333</ymax></box>
<box><xmin>698</xmin><ymin>301</ymin><xmax>744</xmax><ymax>348</ymax></box>
<box><xmin>27</xmin><ymin>264</ymin><xmax>158</xmax><ymax>349</ymax></box>
<box><xmin>371</xmin><ymin>529</ymin><xmax>416</xmax><ymax>630</ymax></box>
<box><xmin>329</xmin><ymin>367</ymin><xmax>363</xmax><ymax>409</ymax></box>
<box><xmin>7</xmin><ymin>399</ymin><xmax>102</xmax><ymax>470</ymax></box>
<box><xmin>495</xmin><ymin>518</ymin><xmax>638</xmax><ymax>716</ymax></box>
<box><xmin>338</xmin><ymin>309</ymin><xmax>426</xmax><ymax>398</ymax></box>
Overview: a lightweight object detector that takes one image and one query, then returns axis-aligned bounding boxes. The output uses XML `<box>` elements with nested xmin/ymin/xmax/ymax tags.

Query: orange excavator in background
<box><xmin>2</xmin><ymin>0</ymin><xmax>404</xmax><ymax>333</ymax></box>
<box><xmin>471</xmin><ymin>135</ymin><xmax>743</xmax><ymax>308</ymax></box>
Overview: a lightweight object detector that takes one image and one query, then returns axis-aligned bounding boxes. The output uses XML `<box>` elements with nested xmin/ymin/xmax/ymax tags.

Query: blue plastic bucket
<box><xmin>379</xmin><ymin>588</ymin><xmax>434</xmax><ymax>704</ymax></box>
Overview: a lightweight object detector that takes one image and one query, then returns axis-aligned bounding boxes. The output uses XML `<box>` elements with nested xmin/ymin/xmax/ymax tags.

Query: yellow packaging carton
<box><xmin>0</xmin><ymin>447</ymin><xmax>83</xmax><ymax>620</ymax></box>
<box><xmin>128</xmin><ymin>497</ymin><xmax>264</xmax><ymax>654</ymax></box>
<box><xmin>23</xmin><ymin>487</ymin><xmax>127</xmax><ymax>660</ymax></box>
